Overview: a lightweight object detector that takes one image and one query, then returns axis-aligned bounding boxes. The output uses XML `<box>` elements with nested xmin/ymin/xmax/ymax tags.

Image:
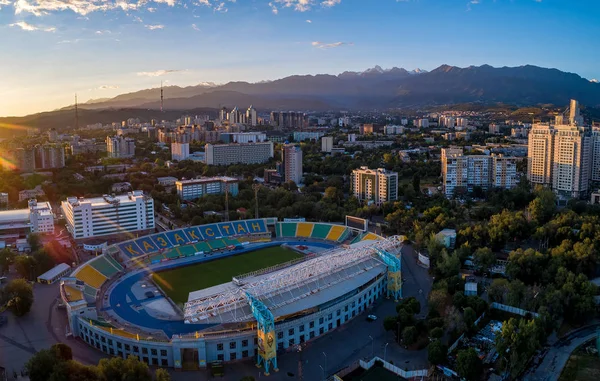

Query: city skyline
<box><xmin>1</xmin><ymin>0</ymin><xmax>600</xmax><ymax>116</ymax></box>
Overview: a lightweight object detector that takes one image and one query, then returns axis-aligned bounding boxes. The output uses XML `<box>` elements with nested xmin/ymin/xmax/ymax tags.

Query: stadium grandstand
<box><xmin>60</xmin><ymin>218</ymin><xmax>401</xmax><ymax>374</ymax></box>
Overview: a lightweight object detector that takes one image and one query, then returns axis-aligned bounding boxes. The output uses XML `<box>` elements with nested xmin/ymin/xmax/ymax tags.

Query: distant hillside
<box><xmin>2</xmin><ymin>64</ymin><xmax>600</xmax><ymax>131</ymax></box>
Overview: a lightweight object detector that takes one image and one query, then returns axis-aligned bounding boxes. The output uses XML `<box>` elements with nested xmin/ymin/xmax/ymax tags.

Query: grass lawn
<box><xmin>558</xmin><ymin>341</ymin><xmax>600</xmax><ymax>381</ymax></box>
<box><xmin>152</xmin><ymin>246</ymin><xmax>303</xmax><ymax>305</ymax></box>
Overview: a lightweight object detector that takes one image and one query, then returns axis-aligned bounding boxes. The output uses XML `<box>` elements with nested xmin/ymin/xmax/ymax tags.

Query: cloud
<box><xmin>0</xmin><ymin>0</ymin><xmax>11</xmax><ymax>9</ymax></box>
<box><xmin>12</xmin><ymin>0</ymin><xmax>177</xmax><ymax>17</ymax></box>
<box><xmin>153</xmin><ymin>0</ymin><xmax>176</xmax><ymax>5</ymax></box>
<box><xmin>137</xmin><ymin>69</ymin><xmax>182</xmax><ymax>77</ymax></box>
<box><xmin>147</xmin><ymin>7</ymin><xmax>156</xmax><ymax>11</ymax></box>
<box><xmin>133</xmin><ymin>15</ymin><xmax>143</xmax><ymax>22</ymax></box>
<box><xmin>98</xmin><ymin>85</ymin><xmax>119</xmax><ymax>90</ymax></box>
<box><xmin>191</xmin><ymin>23</ymin><xmax>200</xmax><ymax>31</ymax></box>
<box><xmin>95</xmin><ymin>29</ymin><xmax>111</xmax><ymax>35</ymax></box>
<box><xmin>9</xmin><ymin>21</ymin><xmax>55</xmax><ymax>32</ymax></box>
<box><xmin>311</xmin><ymin>41</ymin><xmax>352</xmax><ymax>49</ymax></box>
<box><xmin>270</xmin><ymin>0</ymin><xmax>340</xmax><ymax>12</ymax></box>
<box><xmin>305</xmin><ymin>19</ymin><xmax>311</xmax><ymax>23</ymax></box>
<box><xmin>321</xmin><ymin>0</ymin><xmax>340</xmax><ymax>7</ymax></box>
<box><xmin>145</xmin><ymin>24</ymin><xmax>164</xmax><ymax>30</ymax></box>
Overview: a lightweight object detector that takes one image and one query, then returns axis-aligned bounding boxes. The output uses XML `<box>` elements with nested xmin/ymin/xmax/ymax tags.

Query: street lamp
<box><xmin>319</xmin><ymin>364</ymin><xmax>325</xmax><ymax>381</ymax></box>
<box><xmin>384</xmin><ymin>342</ymin><xmax>389</xmax><ymax>362</ymax></box>
<box><xmin>368</xmin><ymin>335</ymin><xmax>374</xmax><ymax>359</ymax></box>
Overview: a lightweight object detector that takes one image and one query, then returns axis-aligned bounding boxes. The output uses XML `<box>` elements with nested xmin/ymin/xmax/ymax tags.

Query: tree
<box><xmin>155</xmin><ymin>369</ymin><xmax>171</xmax><ymax>381</ymax></box>
<box><xmin>430</xmin><ymin>327</ymin><xmax>444</xmax><ymax>339</ymax></box>
<box><xmin>97</xmin><ymin>356</ymin><xmax>152</xmax><ymax>381</ymax></box>
<box><xmin>0</xmin><ymin>248</ymin><xmax>15</xmax><ymax>274</ymax></box>
<box><xmin>27</xmin><ymin>233</ymin><xmax>41</xmax><ymax>252</ymax></box>
<box><xmin>473</xmin><ymin>247</ymin><xmax>496</xmax><ymax>273</ymax></box>
<box><xmin>528</xmin><ymin>187</ymin><xmax>556</xmax><ymax>224</ymax></box>
<box><xmin>240</xmin><ymin>377</ymin><xmax>256</xmax><ymax>381</ymax></box>
<box><xmin>402</xmin><ymin>326</ymin><xmax>417</xmax><ymax>345</ymax></box>
<box><xmin>496</xmin><ymin>318</ymin><xmax>544</xmax><ymax>377</ymax></box>
<box><xmin>383</xmin><ymin>316</ymin><xmax>397</xmax><ymax>331</ymax></box>
<box><xmin>27</xmin><ymin>348</ymin><xmax>60</xmax><ymax>381</ymax></box>
<box><xmin>2</xmin><ymin>278</ymin><xmax>34</xmax><ymax>316</ymax></box>
<box><xmin>412</xmin><ymin>173</ymin><xmax>421</xmax><ymax>194</ymax></box>
<box><xmin>33</xmin><ymin>250</ymin><xmax>55</xmax><ymax>277</ymax></box>
<box><xmin>14</xmin><ymin>255</ymin><xmax>36</xmax><ymax>280</ymax></box>
<box><xmin>396</xmin><ymin>297</ymin><xmax>421</xmax><ymax>315</ymax></box>
<box><xmin>463</xmin><ymin>307</ymin><xmax>477</xmax><ymax>331</ymax></box>
<box><xmin>488</xmin><ymin>279</ymin><xmax>509</xmax><ymax>303</ymax></box>
<box><xmin>456</xmin><ymin>348</ymin><xmax>483</xmax><ymax>381</ymax></box>
<box><xmin>427</xmin><ymin>340</ymin><xmax>447</xmax><ymax>365</ymax></box>
<box><xmin>52</xmin><ymin>343</ymin><xmax>73</xmax><ymax>362</ymax></box>
<box><xmin>49</xmin><ymin>360</ymin><xmax>101</xmax><ymax>381</ymax></box>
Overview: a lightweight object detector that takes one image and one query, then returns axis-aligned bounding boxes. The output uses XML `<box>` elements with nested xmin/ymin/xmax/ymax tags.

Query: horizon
<box><xmin>1</xmin><ymin>0</ymin><xmax>600</xmax><ymax>117</ymax></box>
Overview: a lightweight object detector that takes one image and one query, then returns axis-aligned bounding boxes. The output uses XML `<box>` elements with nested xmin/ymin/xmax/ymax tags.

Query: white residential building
<box><xmin>442</xmin><ymin>147</ymin><xmax>518</xmax><ymax>197</ymax></box>
<box><xmin>351</xmin><ymin>167</ymin><xmax>398</xmax><ymax>206</ymax></box>
<box><xmin>205</xmin><ymin>142</ymin><xmax>274</xmax><ymax>166</ymax></box>
<box><xmin>415</xmin><ymin>119</ymin><xmax>429</xmax><ymax>128</ymax></box>
<box><xmin>527</xmin><ymin>100</ymin><xmax>591</xmax><ymax>199</ymax></box>
<box><xmin>61</xmin><ymin>191</ymin><xmax>154</xmax><ymax>240</ymax></box>
<box><xmin>176</xmin><ymin>177</ymin><xmax>239</xmax><ymax>201</ymax></box>
<box><xmin>171</xmin><ymin>142</ymin><xmax>190</xmax><ymax>161</ymax></box>
<box><xmin>321</xmin><ymin>136</ymin><xmax>334</xmax><ymax>153</ymax></box>
<box><xmin>106</xmin><ymin>135</ymin><xmax>135</xmax><ymax>158</ymax></box>
<box><xmin>246</xmin><ymin>106</ymin><xmax>257</xmax><ymax>126</ymax></box>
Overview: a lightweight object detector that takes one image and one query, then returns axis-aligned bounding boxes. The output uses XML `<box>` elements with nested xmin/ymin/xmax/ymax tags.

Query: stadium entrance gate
<box><xmin>181</xmin><ymin>348</ymin><xmax>199</xmax><ymax>370</ymax></box>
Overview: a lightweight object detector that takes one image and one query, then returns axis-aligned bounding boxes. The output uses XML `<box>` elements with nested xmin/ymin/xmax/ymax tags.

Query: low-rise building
<box><xmin>0</xmin><ymin>199</ymin><xmax>54</xmax><ymax>240</ymax></box>
<box><xmin>111</xmin><ymin>182</ymin><xmax>132</xmax><ymax>193</ymax></box>
<box><xmin>157</xmin><ymin>177</ymin><xmax>178</xmax><ymax>187</ymax></box>
<box><xmin>435</xmin><ymin>229</ymin><xmax>456</xmax><ymax>249</ymax></box>
<box><xmin>18</xmin><ymin>185</ymin><xmax>45</xmax><ymax>202</ymax></box>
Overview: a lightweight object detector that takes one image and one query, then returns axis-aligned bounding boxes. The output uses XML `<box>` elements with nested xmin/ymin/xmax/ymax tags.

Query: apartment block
<box><xmin>351</xmin><ymin>167</ymin><xmax>398</xmax><ymax>206</ymax></box>
<box><xmin>205</xmin><ymin>142</ymin><xmax>274</xmax><ymax>166</ymax></box>
<box><xmin>61</xmin><ymin>191</ymin><xmax>154</xmax><ymax>240</ymax></box>
<box><xmin>175</xmin><ymin>177</ymin><xmax>239</xmax><ymax>201</ymax></box>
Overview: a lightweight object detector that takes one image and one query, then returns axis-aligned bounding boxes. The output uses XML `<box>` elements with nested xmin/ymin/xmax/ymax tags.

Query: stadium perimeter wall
<box><xmin>73</xmin><ymin>274</ymin><xmax>387</xmax><ymax>369</ymax></box>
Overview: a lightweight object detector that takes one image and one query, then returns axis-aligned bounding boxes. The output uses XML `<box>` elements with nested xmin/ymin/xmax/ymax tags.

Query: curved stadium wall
<box><xmin>61</xmin><ymin>219</ymin><xmax>389</xmax><ymax>370</ymax></box>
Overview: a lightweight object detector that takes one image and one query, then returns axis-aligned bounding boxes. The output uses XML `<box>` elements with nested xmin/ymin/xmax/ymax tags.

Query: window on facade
<box><xmin>319</xmin><ymin>327</ymin><xmax>324</xmax><ymax>335</ymax></box>
<box><xmin>309</xmin><ymin>321</ymin><xmax>315</xmax><ymax>328</ymax></box>
<box><xmin>242</xmin><ymin>350</ymin><xmax>249</xmax><ymax>358</ymax></box>
<box><xmin>160</xmin><ymin>349</ymin><xmax>167</xmax><ymax>357</ymax></box>
<box><xmin>142</xmin><ymin>347</ymin><xmax>148</xmax><ymax>354</ymax></box>
<box><xmin>229</xmin><ymin>342</ymin><xmax>236</xmax><ymax>349</ymax></box>
<box><xmin>299</xmin><ymin>325</ymin><xmax>305</xmax><ymax>332</ymax></box>
<box><xmin>161</xmin><ymin>359</ymin><xmax>168</xmax><ymax>367</ymax></box>
<box><xmin>217</xmin><ymin>343</ymin><xmax>224</xmax><ymax>351</ymax></box>
<box><xmin>133</xmin><ymin>346</ymin><xmax>139</xmax><ymax>353</ymax></box>
<box><xmin>242</xmin><ymin>339</ymin><xmax>248</xmax><ymax>347</ymax></box>
<box><xmin>151</xmin><ymin>348</ymin><xmax>157</xmax><ymax>356</ymax></box>
<box><xmin>289</xmin><ymin>339</ymin><xmax>295</xmax><ymax>346</ymax></box>
<box><xmin>124</xmin><ymin>344</ymin><xmax>130</xmax><ymax>351</ymax></box>
<box><xmin>277</xmin><ymin>332</ymin><xmax>283</xmax><ymax>339</ymax></box>
<box><xmin>288</xmin><ymin>328</ymin><xmax>294</xmax><ymax>336</ymax></box>
<box><xmin>217</xmin><ymin>354</ymin><xmax>224</xmax><ymax>361</ymax></box>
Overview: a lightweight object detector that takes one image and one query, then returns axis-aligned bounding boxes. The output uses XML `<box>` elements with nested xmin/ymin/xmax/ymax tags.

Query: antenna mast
<box><xmin>160</xmin><ymin>81</ymin><xmax>164</xmax><ymax>113</ymax></box>
<box><xmin>75</xmin><ymin>94</ymin><xmax>79</xmax><ymax>129</ymax></box>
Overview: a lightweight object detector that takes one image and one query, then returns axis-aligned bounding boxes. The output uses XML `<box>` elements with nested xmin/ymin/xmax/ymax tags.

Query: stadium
<box><xmin>59</xmin><ymin>217</ymin><xmax>403</xmax><ymax>373</ymax></box>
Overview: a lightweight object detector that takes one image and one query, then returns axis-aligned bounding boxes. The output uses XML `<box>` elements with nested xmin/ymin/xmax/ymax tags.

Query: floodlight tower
<box><xmin>160</xmin><ymin>81</ymin><xmax>164</xmax><ymax>113</ymax></box>
<box><xmin>252</xmin><ymin>183</ymin><xmax>261</xmax><ymax>219</ymax></box>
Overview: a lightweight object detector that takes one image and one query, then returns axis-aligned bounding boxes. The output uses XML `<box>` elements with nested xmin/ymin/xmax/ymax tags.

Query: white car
<box><xmin>367</xmin><ymin>315</ymin><xmax>377</xmax><ymax>321</ymax></box>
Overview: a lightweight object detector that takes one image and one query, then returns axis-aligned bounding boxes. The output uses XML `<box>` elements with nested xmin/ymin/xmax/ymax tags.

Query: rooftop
<box><xmin>0</xmin><ymin>209</ymin><xmax>30</xmax><ymax>224</ymax></box>
<box><xmin>64</xmin><ymin>191</ymin><xmax>147</xmax><ymax>207</ymax></box>
<box><xmin>177</xmin><ymin>177</ymin><xmax>238</xmax><ymax>185</ymax></box>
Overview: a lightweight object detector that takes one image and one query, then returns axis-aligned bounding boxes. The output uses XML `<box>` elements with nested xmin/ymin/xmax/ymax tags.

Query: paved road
<box><xmin>524</xmin><ymin>324</ymin><xmax>599</xmax><ymax>381</ymax></box>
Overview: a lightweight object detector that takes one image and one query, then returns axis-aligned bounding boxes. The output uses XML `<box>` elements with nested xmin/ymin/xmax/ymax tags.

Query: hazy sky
<box><xmin>1</xmin><ymin>0</ymin><xmax>599</xmax><ymax>116</ymax></box>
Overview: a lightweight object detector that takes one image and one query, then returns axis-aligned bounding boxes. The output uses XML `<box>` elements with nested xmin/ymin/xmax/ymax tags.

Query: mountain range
<box><xmin>1</xmin><ymin>64</ymin><xmax>599</xmax><ymax>135</ymax></box>
<box><xmin>76</xmin><ymin>64</ymin><xmax>600</xmax><ymax>112</ymax></box>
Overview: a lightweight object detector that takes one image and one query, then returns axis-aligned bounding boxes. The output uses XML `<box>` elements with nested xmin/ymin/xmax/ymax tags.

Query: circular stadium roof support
<box><xmin>183</xmin><ymin>237</ymin><xmax>401</xmax><ymax>323</ymax></box>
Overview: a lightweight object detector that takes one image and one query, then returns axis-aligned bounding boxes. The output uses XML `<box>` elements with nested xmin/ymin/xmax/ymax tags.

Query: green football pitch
<box><xmin>152</xmin><ymin>246</ymin><xmax>303</xmax><ymax>305</ymax></box>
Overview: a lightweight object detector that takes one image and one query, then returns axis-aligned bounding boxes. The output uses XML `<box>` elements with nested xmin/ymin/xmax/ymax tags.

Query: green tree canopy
<box><xmin>456</xmin><ymin>348</ymin><xmax>483</xmax><ymax>381</ymax></box>
<box><xmin>2</xmin><ymin>278</ymin><xmax>33</xmax><ymax>316</ymax></box>
<box><xmin>427</xmin><ymin>340</ymin><xmax>447</xmax><ymax>365</ymax></box>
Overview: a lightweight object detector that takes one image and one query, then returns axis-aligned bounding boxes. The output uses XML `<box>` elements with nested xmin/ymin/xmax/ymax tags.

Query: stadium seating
<box><xmin>280</xmin><ymin>223</ymin><xmax>298</xmax><ymax>237</ymax></box>
<box><xmin>84</xmin><ymin>284</ymin><xmax>97</xmax><ymax>298</ymax></box>
<box><xmin>63</xmin><ymin>285</ymin><xmax>83</xmax><ymax>302</ymax></box>
<box><xmin>166</xmin><ymin>249</ymin><xmax>181</xmax><ymax>260</ymax></box>
<box><xmin>310</xmin><ymin>224</ymin><xmax>332</xmax><ymax>240</ymax></box>
<box><xmin>208</xmin><ymin>239</ymin><xmax>226</xmax><ymax>250</ymax></box>
<box><xmin>193</xmin><ymin>242</ymin><xmax>211</xmax><ymax>253</ymax></box>
<box><xmin>222</xmin><ymin>237</ymin><xmax>240</xmax><ymax>246</ymax></box>
<box><xmin>98</xmin><ymin>326</ymin><xmax>138</xmax><ymax>340</ymax></box>
<box><xmin>90</xmin><ymin>256</ymin><xmax>121</xmax><ymax>278</ymax></box>
<box><xmin>75</xmin><ymin>265</ymin><xmax>107</xmax><ymax>289</ymax></box>
<box><xmin>105</xmin><ymin>255</ymin><xmax>123</xmax><ymax>271</ymax></box>
<box><xmin>361</xmin><ymin>233</ymin><xmax>380</xmax><ymax>241</ymax></box>
<box><xmin>296</xmin><ymin>223</ymin><xmax>314</xmax><ymax>238</ymax></box>
<box><xmin>326</xmin><ymin>225</ymin><xmax>346</xmax><ymax>242</ymax></box>
<box><xmin>178</xmin><ymin>245</ymin><xmax>197</xmax><ymax>257</ymax></box>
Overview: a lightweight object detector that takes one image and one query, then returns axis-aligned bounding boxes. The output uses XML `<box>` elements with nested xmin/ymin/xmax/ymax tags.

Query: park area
<box><xmin>559</xmin><ymin>340</ymin><xmax>600</xmax><ymax>381</ymax></box>
<box><xmin>151</xmin><ymin>246</ymin><xmax>303</xmax><ymax>305</ymax></box>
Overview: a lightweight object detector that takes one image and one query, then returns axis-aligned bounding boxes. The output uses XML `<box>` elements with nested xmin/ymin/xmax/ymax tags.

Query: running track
<box><xmin>108</xmin><ymin>241</ymin><xmax>336</xmax><ymax>337</ymax></box>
